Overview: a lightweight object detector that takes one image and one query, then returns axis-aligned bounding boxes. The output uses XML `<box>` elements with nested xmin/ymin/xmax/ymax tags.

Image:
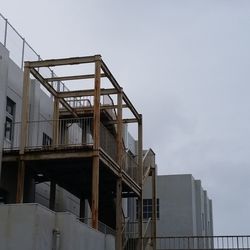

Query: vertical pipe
<box><xmin>116</xmin><ymin>89</ymin><xmax>123</xmax><ymax>250</ymax></box>
<box><xmin>91</xmin><ymin>56</ymin><xmax>101</xmax><ymax>229</ymax></box>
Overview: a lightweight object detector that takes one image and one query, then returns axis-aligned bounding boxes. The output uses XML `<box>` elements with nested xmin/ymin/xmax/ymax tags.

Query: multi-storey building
<box><xmin>0</xmin><ymin>13</ymin><xmax>157</xmax><ymax>250</ymax></box>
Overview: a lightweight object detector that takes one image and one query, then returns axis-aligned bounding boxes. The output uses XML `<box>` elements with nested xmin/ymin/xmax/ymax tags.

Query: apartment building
<box><xmin>0</xmin><ymin>14</ymin><xmax>158</xmax><ymax>250</ymax></box>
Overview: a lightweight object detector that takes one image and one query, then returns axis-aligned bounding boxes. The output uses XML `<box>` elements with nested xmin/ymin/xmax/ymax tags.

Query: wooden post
<box><xmin>151</xmin><ymin>166</ymin><xmax>157</xmax><ymax>250</ymax></box>
<box><xmin>91</xmin><ymin>56</ymin><xmax>101</xmax><ymax>229</ymax></box>
<box><xmin>138</xmin><ymin>115</ymin><xmax>143</xmax><ymax>250</ymax></box>
<box><xmin>116</xmin><ymin>89</ymin><xmax>123</xmax><ymax>250</ymax></box>
<box><xmin>80</xmin><ymin>198</ymin><xmax>85</xmax><ymax>221</ymax></box>
<box><xmin>16</xmin><ymin>160</ymin><xmax>25</xmax><ymax>203</ymax></box>
<box><xmin>20</xmin><ymin>63</ymin><xmax>30</xmax><ymax>154</ymax></box>
<box><xmin>52</xmin><ymin>97</ymin><xmax>59</xmax><ymax>146</ymax></box>
<box><xmin>49</xmin><ymin>180</ymin><xmax>56</xmax><ymax>210</ymax></box>
<box><xmin>17</xmin><ymin>63</ymin><xmax>30</xmax><ymax>203</ymax></box>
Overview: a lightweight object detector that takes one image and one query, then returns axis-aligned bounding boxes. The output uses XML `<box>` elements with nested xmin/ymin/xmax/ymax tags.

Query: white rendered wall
<box><xmin>0</xmin><ymin>43</ymin><xmax>9</xmax><ymax>178</ymax></box>
<box><xmin>141</xmin><ymin>174</ymin><xmax>213</xmax><ymax>237</ymax></box>
<box><xmin>0</xmin><ymin>203</ymin><xmax>115</xmax><ymax>250</ymax></box>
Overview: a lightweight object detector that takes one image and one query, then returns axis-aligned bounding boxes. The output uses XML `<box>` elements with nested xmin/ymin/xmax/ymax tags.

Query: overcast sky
<box><xmin>1</xmin><ymin>0</ymin><xmax>250</xmax><ymax>235</ymax></box>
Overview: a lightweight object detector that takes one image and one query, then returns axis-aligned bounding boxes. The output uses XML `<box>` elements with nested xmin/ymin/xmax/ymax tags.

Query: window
<box><xmin>5</xmin><ymin>97</ymin><xmax>15</xmax><ymax>142</ymax></box>
<box><xmin>42</xmin><ymin>133</ymin><xmax>52</xmax><ymax>146</ymax></box>
<box><xmin>136</xmin><ymin>198</ymin><xmax>160</xmax><ymax>220</ymax></box>
<box><xmin>6</xmin><ymin>98</ymin><xmax>15</xmax><ymax>116</ymax></box>
<box><xmin>4</xmin><ymin>117</ymin><xmax>13</xmax><ymax>141</ymax></box>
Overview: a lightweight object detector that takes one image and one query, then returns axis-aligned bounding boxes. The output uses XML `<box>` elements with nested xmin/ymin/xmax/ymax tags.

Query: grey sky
<box><xmin>2</xmin><ymin>0</ymin><xmax>250</xmax><ymax>235</ymax></box>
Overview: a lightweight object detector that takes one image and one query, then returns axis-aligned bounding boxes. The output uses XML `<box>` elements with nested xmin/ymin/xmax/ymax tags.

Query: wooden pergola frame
<box><xmin>17</xmin><ymin>55</ymin><xmax>145</xmax><ymax>250</ymax></box>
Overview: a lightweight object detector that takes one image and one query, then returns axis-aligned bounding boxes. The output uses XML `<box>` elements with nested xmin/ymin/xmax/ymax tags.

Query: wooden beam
<box><xmin>30</xmin><ymin>68</ymin><xmax>57</xmax><ymax>96</ymax></box>
<box><xmin>20</xmin><ymin>65</ymin><xmax>31</xmax><ymax>154</ymax></box>
<box><xmin>45</xmin><ymin>73</ymin><xmax>106</xmax><ymax>82</ymax></box>
<box><xmin>52</xmin><ymin>97</ymin><xmax>59</xmax><ymax>146</ymax></box>
<box><xmin>30</xmin><ymin>68</ymin><xmax>78</xmax><ymax>117</ymax></box>
<box><xmin>80</xmin><ymin>198</ymin><xmax>86</xmax><ymax>220</ymax></box>
<box><xmin>122</xmin><ymin>92</ymin><xmax>141</xmax><ymax>121</ymax></box>
<box><xmin>16</xmin><ymin>160</ymin><xmax>25</xmax><ymax>203</ymax></box>
<box><xmin>116</xmin><ymin>90</ymin><xmax>123</xmax><ymax>250</ymax></box>
<box><xmin>49</xmin><ymin>180</ymin><xmax>56</xmax><ymax>210</ymax></box>
<box><xmin>101</xmin><ymin>60</ymin><xmax>121</xmax><ymax>91</ymax></box>
<box><xmin>57</xmin><ymin>88</ymin><xmax>118</xmax><ymax>98</ymax></box>
<box><xmin>91</xmin><ymin>59</ymin><xmax>101</xmax><ymax>229</ymax></box>
<box><xmin>27</xmin><ymin>55</ymin><xmax>100</xmax><ymax>68</ymax></box>
<box><xmin>151</xmin><ymin>166</ymin><xmax>157</xmax><ymax>250</ymax></box>
<box><xmin>101</xmin><ymin>60</ymin><xmax>140</xmax><ymax>121</ymax></box>
<box><xmin>138</xmin><ymin>115</ymin><xmax>143</xmax><ymax>250</ymax></box>
<box><xmin>20</xmin><ymin>150</ymin><xmax>97</xmax><ymax>161</ymax></box>
<box><xmin>104</xmin><ymin>118</ymin><xmax>138</xmax><ymax>125</ymax></box>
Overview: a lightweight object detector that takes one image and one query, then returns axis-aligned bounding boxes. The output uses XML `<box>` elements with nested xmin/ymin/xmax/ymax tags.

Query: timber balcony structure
<box><xmin>1</xmin><ymin>55</ymin><xmax>157</xmax><ymax>250</ymax></box>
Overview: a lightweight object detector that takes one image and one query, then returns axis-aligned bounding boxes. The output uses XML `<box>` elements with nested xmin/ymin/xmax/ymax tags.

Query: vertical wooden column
<box><xmin>91</xmin><ymin>56</ymin><xmax>101</xmax><ymax>229</ymax></box>
<box><xmin>49</xmin><ymin>180</ymin><xmax>56</xmax><ymax>210</ymax></box>
<box><xmin>17</xmin><ymin>63</ymin><xmax>30</xmax><ymax>203</ymax></box>
<box><xmin>116</xmin><ymin>89</ymin><xmax>123</xmax><ymax>250</ymax></box>
<box><xmin>52</xmin><ymin>97</ymin><xmax>59</xmax><ymax>146</ymax></box>
<box><xmin>151</xmin><ymin>165</ymin><xmax>157</xmax><ymax>250</ymax></box>
<box><xmin>20</xmin><ymin>63</ymin><xmax>30</xmax><ymax>154</ymax></box>
<box><xmin>80</xmin><ymin>198</ymin><xmax>85</xmax><ymax>221</ymax></box>
<box><xmin>16</xmin><ymin>160</ymin><xmax>25</xmax><ymax>203</ymax></box>
<box><xmin>138</xmin><ymin>115</ymin><xmax>143</xmax><ymax>250</ymax></box>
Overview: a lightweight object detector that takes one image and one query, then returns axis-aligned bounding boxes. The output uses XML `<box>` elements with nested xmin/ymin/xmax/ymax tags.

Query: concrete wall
<box><xmin>35</xmin><ymin>182</ymin><xmax>80</xmax><ymax>216</ymax></box>
<box><xmin>195</xmin><ymin>180</ymin><xmax>206</xmax><ymax>236</ymax></box>
<box><xmin>0</xmin><ymin>203</ymin><xmax>115</xmax><ymax>250</ymax></box>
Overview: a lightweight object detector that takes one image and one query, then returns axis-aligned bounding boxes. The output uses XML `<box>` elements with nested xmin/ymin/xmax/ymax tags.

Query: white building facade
<box><xmin>142</xmin><ymin>174</ymin><xmax>213</xmax><ymax>237</ymax></box>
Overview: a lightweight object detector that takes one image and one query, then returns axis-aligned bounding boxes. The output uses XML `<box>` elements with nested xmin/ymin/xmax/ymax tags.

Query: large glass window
<box><xmin>136</xmin><ymin>198</ymin><xmax>160</xmax><ymax>220</ymax></box>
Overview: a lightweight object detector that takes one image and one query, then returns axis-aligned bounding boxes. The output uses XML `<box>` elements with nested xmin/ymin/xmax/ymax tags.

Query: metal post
<box><xmin>21</xmin><ymin>38</ymin><xmax>25</xmax><ymax>70</ymax></box>
<box><xmin>4</xmin><ymin>18</ymin><xmax>7</xmax><ymax>47</ymax></box>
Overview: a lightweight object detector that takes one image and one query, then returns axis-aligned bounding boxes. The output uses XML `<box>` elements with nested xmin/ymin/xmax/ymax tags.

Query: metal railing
<box><xmin>122</xmin><ymin>150</ymin><xmax>139</xmax><ymax>183</ymax></box>
<box><xmin>0</xmin><ymin>13</ymin><xmax>70</xmax><ymax>95</ymax></box>
<box><xmin>79</xmin><ymin>217</ymin><xmax>116</xmax><ymax>237</ymax></box>
<box><xmin>0</xmin><ymin>13</ymin><xmax>40</xmax><ymax>69</ymax></box>
<box><xmin>143</xmin><ymin>217</ymin><xmax>152</xmax><ymax>249</ymax></box>
<box><xmin>154</xmin><ymin>235</ymin><xmax>250</xmax><ymax>249</ymax></box>
<box><xmin>143</xmin><ymin>149</ymin><xmax>155</xmax><ymax>181</ymax></box>
<box><xmin>3</xmin><ymin>117</ymin><xmax>93</xmax><ymax>151</ymax></box>
<box><xmin>100</xmin><ymin>122</ymin><xmax>117</xmax><ymax>160</ymax></box>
